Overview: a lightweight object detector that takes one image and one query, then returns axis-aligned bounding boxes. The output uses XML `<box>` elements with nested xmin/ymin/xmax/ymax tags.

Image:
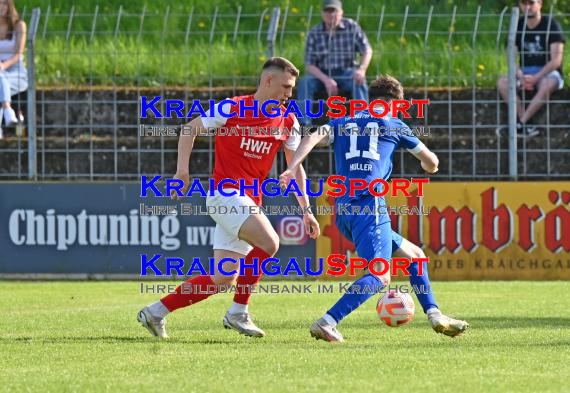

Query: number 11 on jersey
<box><xmin>344</xmin><ymin>122</ymin><xmax>380</xmax><ymax>160</ymax></box>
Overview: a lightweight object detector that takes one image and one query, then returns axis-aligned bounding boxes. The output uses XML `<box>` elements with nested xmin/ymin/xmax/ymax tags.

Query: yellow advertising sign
<box><xmin>316</xmin><ymin>182</ymin><xmax>570</xmax><ymax>280</ymax></box>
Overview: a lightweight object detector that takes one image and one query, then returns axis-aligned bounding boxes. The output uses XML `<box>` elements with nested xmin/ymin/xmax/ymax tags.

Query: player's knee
<box><xmin>403</xmin><ymin>241</ymin><xmax>426</xmax><ymax>260</ymax></box>
<box><xmin>365</xmin><ymin>272</ymin><xmax>390</xmax><ymax>287</ymax></box>
<box><xmin>371</xmin><ymin>271</ymin><xmax>390</xmax><ymax>286</ymax></box>
<box><xmin>258</xmin><ymin>233</ymin><xmax>279</xmax><ymax>256</ymax></box>
<box><xmin>370</xmin><ymin>260</ymin><xmax>391</xmax><ymax>285</ymax></box>
<box><xmin>407</xmin><ymin>245</ymin><xmax>427</xmax><ymax>274</ymax></box>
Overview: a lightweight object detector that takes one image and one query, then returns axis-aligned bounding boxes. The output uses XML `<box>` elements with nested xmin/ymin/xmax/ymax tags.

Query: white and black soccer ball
<box><xmin>376</xmin><ymin>290</ymin><xmax>415</xmax><ymax>327</ymax></box>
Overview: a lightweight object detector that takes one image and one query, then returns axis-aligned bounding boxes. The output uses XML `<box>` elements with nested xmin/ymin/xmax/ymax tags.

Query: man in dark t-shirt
<box><xmin>497</xmin><ymin>0</ymin><xmax>565</xmax><ymax>137</ymax></box>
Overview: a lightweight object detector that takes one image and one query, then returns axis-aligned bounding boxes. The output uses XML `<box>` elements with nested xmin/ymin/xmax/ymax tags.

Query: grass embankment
<box><xmin>18</xmin><ymin>1</ymin><xmax>570</xmax><ymax>87</ymax></box>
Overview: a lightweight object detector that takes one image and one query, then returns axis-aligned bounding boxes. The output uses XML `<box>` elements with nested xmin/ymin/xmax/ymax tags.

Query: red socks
<box><xmin>160</xmin><ymin>275</ymin><xmax>217</xmax><ymax>312</ymax></box>
<box><xmin>160</xmin><ymin>246</ymin><xmax>272</xmax><ymax>312</ymax></box>
<box><xmin>233</xmin><ymin>246</ymin><xmax>272</xmax><ymax>305</ymax></box>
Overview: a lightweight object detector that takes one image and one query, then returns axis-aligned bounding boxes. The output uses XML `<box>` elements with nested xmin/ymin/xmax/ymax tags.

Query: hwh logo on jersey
<box><xmin>240</xmin><ymin>137</ymin><xmax>272</xmax><ymax>155</ymax></box>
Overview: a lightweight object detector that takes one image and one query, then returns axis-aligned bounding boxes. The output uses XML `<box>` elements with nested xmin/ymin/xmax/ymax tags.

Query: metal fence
<box><xmin>1</xmin><ymin>5</ymin><xmax>570</xmax><ymax>181</ymax></box>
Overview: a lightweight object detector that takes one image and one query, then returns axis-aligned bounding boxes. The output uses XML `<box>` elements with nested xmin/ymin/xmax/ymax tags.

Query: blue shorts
<box><xmin>522</xmin><ymin>66</ymin><xmax>564</xmax><ymax>90</ymax></box>
<box><xmin>335</xmin><ymin>194</ymin><xmax>392</xmax><ymax>261</ymax></box>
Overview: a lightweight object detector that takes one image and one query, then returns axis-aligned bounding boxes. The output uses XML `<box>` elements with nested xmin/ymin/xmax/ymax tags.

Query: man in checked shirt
<box><xmin>297</xmin><ymin>0</ymin><xmax>373</xmax><ymax>127</ymax></box>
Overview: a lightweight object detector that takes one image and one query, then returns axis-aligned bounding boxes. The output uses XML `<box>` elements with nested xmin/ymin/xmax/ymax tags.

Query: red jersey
<box><xmin>201</xmin><ymin>94</ymin><xmax>300</xmax><ymax>206</ymax></box>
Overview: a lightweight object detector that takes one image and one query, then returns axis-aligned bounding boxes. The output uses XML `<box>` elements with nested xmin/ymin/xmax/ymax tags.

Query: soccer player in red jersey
<box><xmin>138</xmin><ymin>57</ymin><xmax>320</xmax><ymax>338</ymax></box>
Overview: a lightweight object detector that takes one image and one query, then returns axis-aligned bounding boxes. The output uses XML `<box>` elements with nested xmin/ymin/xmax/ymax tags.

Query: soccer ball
<box><xmin>376</xmin><ymin>290</ymin><xmax>415</xmax><ymax>327</ymax></box>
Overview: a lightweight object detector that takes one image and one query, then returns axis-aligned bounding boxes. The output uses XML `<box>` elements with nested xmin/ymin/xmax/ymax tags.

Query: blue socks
<box><xmin>326</xmin><ymin>260</ymin><xmax>439</xmax><ymax>324</ymax></box>
<box><xmin>407</xmin><ymin>260</ymin><xmax>438</xmax><ymax>314</ymax></box>
<box><xmin>327</xmin><ymin>273</ymin><xmax>384</xmax><ymax>324</ymax></box>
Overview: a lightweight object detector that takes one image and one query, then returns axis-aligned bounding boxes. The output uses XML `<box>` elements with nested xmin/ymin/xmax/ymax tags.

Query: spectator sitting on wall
<box><xmin>296</xmin><ymin>0</ymin><xmax>372</xmax><ymax>127</ymax></box>
<box><xmin>497</xmin><ymin>0</ymin><xmax>565</xmax><ymax>137</ymax></box>
<box><xmin>0</xmin><ymin>0</ymin><xmax>28</xmax><ymax>139</ymax></box>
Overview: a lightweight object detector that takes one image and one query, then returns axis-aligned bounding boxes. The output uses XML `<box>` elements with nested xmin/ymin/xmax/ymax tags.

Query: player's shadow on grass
<box><xmin>327</xmin><ymin>316</ymin><xmax>570</xmax><ymax>330</ymax></box>
<box><xmin>6</xmin><ymin>336</ymin><xmax>166</xmax><ymax>344</ymax></box>
<box><xmin>465</xmin><ymin>316</ymin><xmax>570</xmax><ymax>329</ymax></box>
<box><xmin>4</xmin><ymin>336</ymin><xmax>264</xmax><ymax>345</ymax></box>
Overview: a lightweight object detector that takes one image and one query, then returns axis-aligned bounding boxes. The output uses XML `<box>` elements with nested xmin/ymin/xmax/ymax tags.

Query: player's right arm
<box><xmin>278</xmin><ymin>124</ymin><xmax>333</xmax><ymax>187</ymax></box>
<box><xmin>171</xmin><ymin>101</ymin><xmax>230</xmax><ymax>200</ymax></box>
<box><xmin>396</xmin><ymin>119</ymin><xmax>439</xmax><ymax>174</ymax></box>
<box><xmin>171</xmin><ymin>116</ymin><xmax>204</xmax><ymax>200</ymax></box>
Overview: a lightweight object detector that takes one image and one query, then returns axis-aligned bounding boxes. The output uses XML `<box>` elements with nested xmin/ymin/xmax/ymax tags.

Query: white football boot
<box><xmin>310</xmin><ymin>318</ymin><xmax>344</xmax><ymax>343</ymax></box>
<box><xmin>223</xmin><ymin>312</ymin><xmax>266</xmax><ymax>337</ymax></box>
<box><xmin>137</xmin><ymin>307</ymin><xmax>168</xmax><ymax>338</ymax></box>
<box><xmin>428</xmin><ymin>309</ymin><xmax>469</xmax><ymax>337</ymax></box>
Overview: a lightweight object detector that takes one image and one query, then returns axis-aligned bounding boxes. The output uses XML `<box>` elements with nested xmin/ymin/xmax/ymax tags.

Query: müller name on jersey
<box><xmin>140</xmin><ymin>176</ymin><xmax>429</xmax><ymax>198</ymax></box>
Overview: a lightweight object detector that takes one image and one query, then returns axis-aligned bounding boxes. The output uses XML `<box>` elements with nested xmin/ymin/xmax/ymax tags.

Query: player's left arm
<box><xmin>284</xmin><ymin>147</ymin><xmax>320</xmax><ymax>239</ymax></box>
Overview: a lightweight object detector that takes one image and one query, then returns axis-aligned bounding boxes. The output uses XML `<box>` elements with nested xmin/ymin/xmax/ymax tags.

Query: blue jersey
<box><xmin>322</xmin><ymin>111</ymin><xmax>439</xmax><ymax>325</ymax></box>
<box><xmin>326</xmin><ymin>111</ymin><xmax>424</xmax><ymax>206</ymax></box>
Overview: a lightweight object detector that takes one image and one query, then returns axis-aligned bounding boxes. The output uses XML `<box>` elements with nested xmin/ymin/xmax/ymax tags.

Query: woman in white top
<box><xmin>0</xmin><ymin>0</ymin><xmax>27</xmax><ymax>138</ymax></box>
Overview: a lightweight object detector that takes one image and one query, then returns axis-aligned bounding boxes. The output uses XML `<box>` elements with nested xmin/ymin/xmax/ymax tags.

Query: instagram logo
<box><xmin>278</xmin><ymin>216</ymin><xmax>309</xmax><ymax>245</ymax></box>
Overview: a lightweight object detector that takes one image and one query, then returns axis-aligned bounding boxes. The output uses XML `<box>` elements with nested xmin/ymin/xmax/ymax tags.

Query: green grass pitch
<box><xmin>0</xmin><ymin>281</ymin><xmax>569</xmax><ymax>393</ymax></box>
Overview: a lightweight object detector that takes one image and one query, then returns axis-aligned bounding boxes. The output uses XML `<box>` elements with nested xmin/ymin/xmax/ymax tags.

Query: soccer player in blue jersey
<box><xmin>280</xmin><ymin>75</ymin><xmax>469</xmax><ymax>342</ymax></box>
